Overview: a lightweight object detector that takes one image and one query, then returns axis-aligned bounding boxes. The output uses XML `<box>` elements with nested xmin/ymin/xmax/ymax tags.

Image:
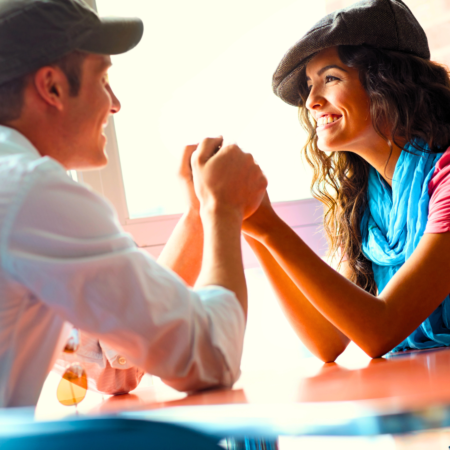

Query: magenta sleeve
<box><xmin>425</xmin><ymin>148</ymin><xmax>450</xmax><ymax>234</ymax></box>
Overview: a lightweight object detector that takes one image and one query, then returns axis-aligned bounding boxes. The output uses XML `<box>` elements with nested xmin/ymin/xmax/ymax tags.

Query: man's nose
<box><xmin>107</xmin><ymin>85</ymin><xmax>121</xmax><ymax>114</ymax></box>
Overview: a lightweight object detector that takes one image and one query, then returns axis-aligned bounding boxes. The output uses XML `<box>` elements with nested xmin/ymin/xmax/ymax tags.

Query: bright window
<box><xmin>95</xmin><ymin>0</ymin><xmax>326</xmax><ymax>218</ymax></box>
<box><xmin>79</xmin><ymin>0</ymin><xmax>327</xmax><ymax>261</ymax></box>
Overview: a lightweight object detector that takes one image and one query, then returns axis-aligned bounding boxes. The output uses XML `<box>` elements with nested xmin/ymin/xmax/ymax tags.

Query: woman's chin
<box><xmin>317</xmin><ymin>141</ymin><xmax>341</xmax><ymax>153</ymax></box>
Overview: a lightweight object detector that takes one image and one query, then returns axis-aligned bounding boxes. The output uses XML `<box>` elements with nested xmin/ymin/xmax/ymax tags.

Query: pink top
<box><xmin>425</xmin><ymin>147</ymin><xmax>450</xmax><ymax>234</ymax></box>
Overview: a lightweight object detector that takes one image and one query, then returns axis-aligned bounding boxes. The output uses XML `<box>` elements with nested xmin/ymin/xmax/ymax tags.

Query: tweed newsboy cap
<box><xmin>273</xmin><ymin>0</ymin><xmax>430</xmax><ymax>107</ymax></box>
<box><xmin>0</xmin><ymin>0</ymin><xmax>143</xmax><ymax>86</ymax></box>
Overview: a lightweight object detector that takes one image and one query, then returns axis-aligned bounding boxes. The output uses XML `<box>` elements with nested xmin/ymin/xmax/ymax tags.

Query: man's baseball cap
<box><xmin>0</xmin><ymin>0</ymin><xmax>144</xmax><ymax>86</ymax></box>
<box><xmin>273</xmin><ymin>0</ymin><xmax>430</xmax><ymax>107</ymax></box>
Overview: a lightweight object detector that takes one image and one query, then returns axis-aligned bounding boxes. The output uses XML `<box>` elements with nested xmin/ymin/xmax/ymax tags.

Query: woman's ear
<box><xmin>33</xmin><ymin>66</ymin><xmax>67</xmax><ymax>111</ymax></box>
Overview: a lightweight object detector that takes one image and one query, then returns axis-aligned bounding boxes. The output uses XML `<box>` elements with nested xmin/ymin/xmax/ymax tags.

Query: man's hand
<box><xmin>192</xmin><ymin>136</ymin><xmax>266</xmax><ymax>317</ymax></box>
<box><xmin>191</xmin><ymin>137</ymin><xmax>268</xmax><ymax>222</ymax></box>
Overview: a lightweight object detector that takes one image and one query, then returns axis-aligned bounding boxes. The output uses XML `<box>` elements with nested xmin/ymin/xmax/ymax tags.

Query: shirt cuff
<box><xmin>99</xmin><ymin>340</ymin><xmax>135</xmax><ymax>370</ymax></box>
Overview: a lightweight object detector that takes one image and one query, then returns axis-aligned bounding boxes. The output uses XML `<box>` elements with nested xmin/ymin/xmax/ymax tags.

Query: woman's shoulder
<box><xmin>425</xmin><ymin>147</ymin><xmax>450</xmax><ymax>234</ymax></box>
<box><xmin>428</xmin><ymin>147</ymin><xmax>450</xmax><ymax>197</ymax></box>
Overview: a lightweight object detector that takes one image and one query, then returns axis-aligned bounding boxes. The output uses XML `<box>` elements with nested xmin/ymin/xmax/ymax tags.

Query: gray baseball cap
<box><xmin>0</xmin><ymin>0</ymin><xmax>144</xmax><ymax>86</ymax></box>
<box><xmin>273</xmin><ymin>0</ymin><xmax>430</xmax><ymax>107</ymax></box>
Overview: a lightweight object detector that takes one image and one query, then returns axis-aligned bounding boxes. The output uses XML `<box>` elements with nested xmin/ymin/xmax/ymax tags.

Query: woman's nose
<box><xmin>305</xmin><ymin>85</ymin><xmax>325</xmax><ymax>113</ymax></box>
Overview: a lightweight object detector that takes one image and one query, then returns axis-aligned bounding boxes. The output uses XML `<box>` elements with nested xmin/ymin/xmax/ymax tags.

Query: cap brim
<box><xmin>78</xmin><ymin>17</ymin><xmax>144</xmax><ymax>55</ymax></box>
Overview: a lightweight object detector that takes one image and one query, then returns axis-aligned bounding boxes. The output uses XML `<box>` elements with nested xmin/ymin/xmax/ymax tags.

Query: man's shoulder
<box><xmin>0</xmin><ymin>149</ymin><xmax>121</xmax><ymax>236</ymax></box>
<box><xmin>0</xmin><ymin>147</ymin><xmax>64</xmax><ymax>187</ymax></box>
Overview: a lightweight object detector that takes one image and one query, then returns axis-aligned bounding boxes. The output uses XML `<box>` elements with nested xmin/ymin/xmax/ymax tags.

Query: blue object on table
<box><xmin>0</xmin><ymin>416</ymin><xmax>221</xmax><ymax>450</ymax></box>
<box><xmin>122</xmin><ymin>403</ymin><xmax>450</xmax><ymax>439</ymax></box>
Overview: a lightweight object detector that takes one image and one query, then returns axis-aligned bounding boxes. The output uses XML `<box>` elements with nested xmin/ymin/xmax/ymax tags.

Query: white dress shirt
<box><xmin>0</xmin><ymin>126</ymin><xmax>245</xmax><ymax>407</ymax></box>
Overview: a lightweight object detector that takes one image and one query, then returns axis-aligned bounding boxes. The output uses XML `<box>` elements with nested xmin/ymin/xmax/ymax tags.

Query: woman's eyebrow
<box><xmin>306</xmin><ymin>64</ymin><xmax>349</xmax><ymax>81</ymax></box>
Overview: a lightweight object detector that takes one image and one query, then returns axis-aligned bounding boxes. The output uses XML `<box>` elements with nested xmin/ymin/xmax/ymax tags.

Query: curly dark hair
<box><xmin>297</xmin><ymin>45</ymin><xmax>450</xmax><ymax>294</ymax></box>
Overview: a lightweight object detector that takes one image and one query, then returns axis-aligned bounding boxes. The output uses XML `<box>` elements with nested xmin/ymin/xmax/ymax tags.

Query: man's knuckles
<box><xmin>198</xmin><ymin>137</ymin><xmax>223</xmax><ymax>158</ymax></box>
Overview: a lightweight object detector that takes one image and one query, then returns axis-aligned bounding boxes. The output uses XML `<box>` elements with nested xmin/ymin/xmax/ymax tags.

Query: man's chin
<box><xmin>69</xmin><ymin>152</ymin><xmax>109</xmax><ymax>171</ymax></box>
<box><xmin>89</xmin><ymin>153</ymin><xmax>109</xmax><ymax>170</ymax></box>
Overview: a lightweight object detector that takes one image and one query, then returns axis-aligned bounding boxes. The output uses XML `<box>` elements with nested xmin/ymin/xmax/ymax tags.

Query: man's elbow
<box><xmin>162</xmin><ymin>377</ymin><xmax>229</xmax><ymax>394</ymax></box>
<box><xmin>162</xmin><ymin>369</ymin><xmax>236</xmax><ymax>393</ymax></box>
<box><xmin>160</xmin><ymin>354</ymin><xmax>238</xmax><ymax>393</ymax></box>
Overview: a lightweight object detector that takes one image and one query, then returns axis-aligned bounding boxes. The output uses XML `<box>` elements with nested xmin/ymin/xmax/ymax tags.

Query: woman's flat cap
<box><xmin>0</xmin><ymin>0</ymin><xmax>144</xmax><ymax>86</ymax></box>
<box><xmin>273</xmin><ymin>0</ymin><xmax>430</xmax><ymax>107</ymax></box>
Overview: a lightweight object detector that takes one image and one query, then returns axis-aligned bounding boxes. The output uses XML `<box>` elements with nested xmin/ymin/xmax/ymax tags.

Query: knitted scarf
<box><xmin>360</xmin><ymin>142</ymin><xmax>450</xmax><ymax>352</ymax></box>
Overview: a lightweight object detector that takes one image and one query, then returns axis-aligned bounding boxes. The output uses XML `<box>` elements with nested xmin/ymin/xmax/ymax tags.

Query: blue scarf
<box><xmin>360</xmin><ymin>142</ymin><xmax>450</xmax><ymax>352</ymax></box>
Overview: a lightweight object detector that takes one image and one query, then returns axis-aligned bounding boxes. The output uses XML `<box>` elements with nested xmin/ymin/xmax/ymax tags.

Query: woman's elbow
<box><xmin>364</xmin><ymin>348</ymin><xmax>386</xmax><ymax>359</ymax></box>
<box><xmin>313</xmin><ymin>344</ymin><xmax>346</xmax><ymax>363</ymax></box>
<box><xmin>360</xmin><ymin>339</ymin><xmax>392</xmax><ymax>359</ymax></box>
<box><xmin>317</xmin><ymin>352</ymin><xmax>341</xmax><ymax>363</ymax></box>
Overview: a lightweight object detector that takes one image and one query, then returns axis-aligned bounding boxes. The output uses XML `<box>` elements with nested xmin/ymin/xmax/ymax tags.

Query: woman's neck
<box><xmin>351</xmin><ymin>139</ymin><xmax>405</xmax><ymax>187</ymax></box>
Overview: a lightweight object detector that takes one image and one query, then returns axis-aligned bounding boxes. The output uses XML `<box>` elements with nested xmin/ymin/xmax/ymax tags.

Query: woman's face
<box><xmin>305</xmin><ymin>47</ymin><xmax>378</xmax><ymax>153</ymax></box>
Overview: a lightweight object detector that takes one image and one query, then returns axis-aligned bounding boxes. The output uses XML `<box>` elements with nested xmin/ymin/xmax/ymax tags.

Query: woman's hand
<box><xmin>178</xmin><ymin>144</ymin><xmax>201</xmax><ymax>214</ymax></box>
<box><xmin>242</xmin><ymin>191</ymin><xmax>278</xmax><ymax>241</ymax></box>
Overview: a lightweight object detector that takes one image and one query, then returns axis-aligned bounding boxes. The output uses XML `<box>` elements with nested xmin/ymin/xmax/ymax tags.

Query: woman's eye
<box><xmin>325</xmin><ymin>75</ymin><xmax>339</xmax><ymax>83</ymax></box>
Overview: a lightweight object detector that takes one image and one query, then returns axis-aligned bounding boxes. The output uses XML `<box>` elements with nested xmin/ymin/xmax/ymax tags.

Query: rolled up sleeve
<box><xmin>4</xmin><ymin>163</ymin><xmax>245</xmax><ymax>392</ymax></box>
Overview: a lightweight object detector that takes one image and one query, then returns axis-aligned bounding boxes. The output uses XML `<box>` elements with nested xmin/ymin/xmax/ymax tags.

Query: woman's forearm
<box><xmin>253</xmin><ymin>213</ymin><xmax>450</xmax><ymax>358</ymax></box>
<box><xmin>245</xmin><ymin>235</ymin><xmax>349</xmax><ymax>362</ymax></box>
<box><xmin>249</xmin><ymin>213</ymin><xmax>393</xmax><ymax>357</ymax></box>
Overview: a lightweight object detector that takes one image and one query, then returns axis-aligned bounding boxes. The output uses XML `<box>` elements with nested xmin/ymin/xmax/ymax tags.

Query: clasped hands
<box><xmin>179</xmin><ymin>137</ymin><xmax>275</xmax><ymax>238</ymax></box>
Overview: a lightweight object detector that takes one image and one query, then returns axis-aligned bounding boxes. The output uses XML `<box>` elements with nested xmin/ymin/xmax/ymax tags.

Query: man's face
<box><xmin>64</xmin><ymin>54</ymin><xmax>120</xmax><ymax>170</ymax></box>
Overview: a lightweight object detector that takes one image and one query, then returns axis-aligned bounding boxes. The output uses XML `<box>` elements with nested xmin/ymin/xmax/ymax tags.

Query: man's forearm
<box><xmin>196</xmin><ymin>208</ymin><xmax>247</xmax><ymax>318</ymax></box>
<box><xmin>157</xmin><ymin>209</ymin><xmax>203</xmax><ymax>287</ymax></box>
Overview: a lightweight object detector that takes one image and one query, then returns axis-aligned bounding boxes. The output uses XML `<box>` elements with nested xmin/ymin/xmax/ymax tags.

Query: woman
<box><xmin>242</xmin><ymin>0</ymin><xmax>450</xmax><ymax>362</ymax></box>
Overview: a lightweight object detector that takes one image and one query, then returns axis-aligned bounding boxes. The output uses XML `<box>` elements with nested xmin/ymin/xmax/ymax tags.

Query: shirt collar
<box><xmin>0</xmin><ymin>125</ymin><xmax>42</xmax><ymax>159</ymax></box>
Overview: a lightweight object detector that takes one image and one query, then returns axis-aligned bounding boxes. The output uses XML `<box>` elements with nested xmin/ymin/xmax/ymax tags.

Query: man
<box><xmin>0</xmin><ymin>0</ymin><xmax>267</xmax><ymax>407</ymax></box>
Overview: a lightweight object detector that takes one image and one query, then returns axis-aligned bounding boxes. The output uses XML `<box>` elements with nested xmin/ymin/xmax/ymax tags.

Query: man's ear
<box><xmin>33</xmin><ymin>66</ymin><xmax>68</xmax><ymax>111</ymax></box>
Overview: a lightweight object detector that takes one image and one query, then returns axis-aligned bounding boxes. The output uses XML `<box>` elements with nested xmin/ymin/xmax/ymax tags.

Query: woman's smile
<box><xmin>316</xmin><ymin>114</ymin><xmax>342</xmax><ymax>130</ymax></box>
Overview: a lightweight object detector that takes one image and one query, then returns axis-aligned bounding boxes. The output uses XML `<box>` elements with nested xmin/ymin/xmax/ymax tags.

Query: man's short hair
<box><xmin>0</xmin><ymin>51</ymin><xmax>87</xmax><ymax>124</ymax></box>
